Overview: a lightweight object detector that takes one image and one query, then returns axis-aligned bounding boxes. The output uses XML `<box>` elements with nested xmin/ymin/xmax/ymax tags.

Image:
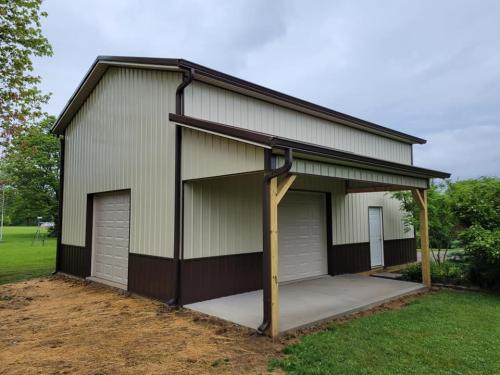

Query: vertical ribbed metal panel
<box><xmin>184</xmin><ymin>81</ymin><xmax>413</xmax><ymax>164</ymax></box>
<box><xmin>279</xmin><ymin>157</ymin><xmax>428</xmax><ymax>188</ymax></box>
<box><xmin>62</xmin><ymin>67</ymin><xmax>180</xmax><ymax>258</ymax></box>
<box><xmin>331</xmin><ymin>184</ymin><xmax>413</xmax><ymax>245</ymax></box>
<box><xmin>183</xmin><ymin>174</ymin><xmax>262</xmax><ymax>259</ymax></box>
<box><xmin>183</xmin><ymin>173</ymin><xmax>411</xmax><ymax>259</ymax></box>
<box><xmin>292</xmin><ymin>175</ymin><xmax>412</xmax><ymax>246</ymax></box>
<box><xmin>181</xmin><ymin>128</ymin><xmax>264</xmax><ymax>180</ymax></box>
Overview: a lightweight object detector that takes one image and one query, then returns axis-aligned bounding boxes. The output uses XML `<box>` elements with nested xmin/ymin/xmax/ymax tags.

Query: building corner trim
<box><xmin>54</xmin><ymin>134</ymin><xmax>65</xmax><ymax>274</ymax></box>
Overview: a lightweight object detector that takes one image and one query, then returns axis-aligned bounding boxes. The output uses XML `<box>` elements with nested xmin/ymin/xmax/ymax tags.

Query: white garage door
<box><xmin>278</xmin><ymin>191</ymin><xmax>328</xmax><ymax>282</ymax></box>
<box><xmin>92</xmin><ymin>191</ymin><xmax>130</xmax><ymax>288</ymax></box>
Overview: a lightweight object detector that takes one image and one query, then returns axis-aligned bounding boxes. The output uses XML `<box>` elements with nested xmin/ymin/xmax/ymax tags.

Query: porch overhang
<box><xmin>170</xmin><ymin>113</ymin><xmax>445</xmax><ymax>337</ymax></box>
<box><xmin>169</xmin><ymin>113</ymin><xmax>450</xmax><ymax>186</ymax></box>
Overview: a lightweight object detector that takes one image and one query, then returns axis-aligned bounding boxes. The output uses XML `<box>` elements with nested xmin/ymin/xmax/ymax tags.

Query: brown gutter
<box><xmin>257</xmin><ymin>148</ymin><xmax>293</xmax><ymax>335</ymax></box>
<box><xmin>168</xmin><ymin>68</ymin><xmax>195</xmax><ymax>306</ymax></box>
<box><xmin>168</xmin><ymin>114</ymin><xmax>450</xmax><ymax>179</ymax></box>
<box><xmin>169</xmin><ymin>113</ymin><xmax>273</xmax><ymax>146</ymax></box>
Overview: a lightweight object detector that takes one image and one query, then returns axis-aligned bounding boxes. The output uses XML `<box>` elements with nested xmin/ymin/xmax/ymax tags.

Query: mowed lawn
<box><xmin>271</xmin><ymin>290</ymin><xmax>500</xmax><ymax>375</ymax></box>
<box><xmin>0</xmin><ymin>226</ymin><xmax>56</xmax><ymax>284</ymax></box>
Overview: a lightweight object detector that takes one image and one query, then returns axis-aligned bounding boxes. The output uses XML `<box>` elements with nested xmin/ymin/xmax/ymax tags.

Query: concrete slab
<box><xmin>185</xmin><ymin>274</ymin><xmax>425</xmax><ymax>332</ymax></box>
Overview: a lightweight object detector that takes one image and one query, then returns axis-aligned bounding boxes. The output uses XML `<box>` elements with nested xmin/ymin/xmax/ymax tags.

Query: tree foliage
<box><xmin>394</xmin><ymin>177</ymin><xmax>500</xmax><ymax>289</ymax></box>
<box><xmin>0</xmin><ymin>0</ymin><xmax>53</xmax><ymax>143</ymax></box>
<box><xmin>1</xmin><ymin>116</ymin><xmax>59</xmax><ymax>225</ymax></box>
<box><xmin>392</xmin><ymin>181</ymin><xmax>456</xmax><ymax>263</ymax></box>
<box><xmin>448</xmin><ymin>177</ymin><xmax>500</xmax><ymax>230</ymax></box>
<box><xmin>449</xmin><ymin>178</ymin><xmax>500</xmax><ymax>288</ymax></box>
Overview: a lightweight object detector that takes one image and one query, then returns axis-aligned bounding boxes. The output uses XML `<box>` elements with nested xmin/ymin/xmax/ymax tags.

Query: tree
<box><xmin>0</xmin><ymin>0</ymin><xmax>53</xmax><ymax>144</ymax></box>
<box><xmin>1</xmin><ymin>116</ymin><xmax>59</xmax><ymax>225</ymax></box>
<box><xmin>392</xmin><ymin>180</ymin><xmax>457</xmax><ymax>263</ymax></box>
<box><xmin>448</xmin><ymin>177</ymin><xmax>500</xmax><ymax>231</ymax></box>
<box><xmin>448</xmin><ymin>177</ymin><xmax>500</xmax><ymax>289</ymax></box>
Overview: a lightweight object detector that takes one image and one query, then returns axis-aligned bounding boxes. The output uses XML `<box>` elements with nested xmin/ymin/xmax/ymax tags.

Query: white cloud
<box><xmin>414</xmin><ymin>125</ymin><xmax>500</xmax><ymax>179</ymax></box>
<box><xmin>33</xmin><ymin>0</ymin><xmax>500</xmax><ymax>177</ymax></box>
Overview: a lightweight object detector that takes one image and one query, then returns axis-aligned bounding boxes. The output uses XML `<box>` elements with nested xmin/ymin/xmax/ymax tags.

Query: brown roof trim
<box><xmin>169</xmin><ymin>113</ymin><xmax>274</xmax><ymax>146</ymax></box>
<box><xmin>169</xmin><ymin>114</ymin><xmax>450</xmax><ymax>179</ymax></box>
<box><xmin>52</xmin><ymin>56</ymin><xmax>426</xmax><ymax>144</ymax></box>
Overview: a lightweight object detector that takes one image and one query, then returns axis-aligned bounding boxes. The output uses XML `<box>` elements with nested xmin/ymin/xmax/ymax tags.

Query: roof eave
<box><xmin>51</xmin><ymin>56</ymin><xmax>427</xmax><ymax>144</ymax></box>
<box><xmin>169</xmin><ymin>114</ymin><xmax>450</xmax><ymax>180</ymax></box>
<box><xmin>51</xmin><ymin>56</ymin><xmax>182</xmax><ymax>134</ymax></box>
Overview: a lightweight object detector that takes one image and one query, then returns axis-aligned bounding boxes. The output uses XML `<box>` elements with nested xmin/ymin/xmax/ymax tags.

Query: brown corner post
<box><xmin>412</xmin><ymin>188</ymin><xmax>431</xmax><ymax>287</ymax></box>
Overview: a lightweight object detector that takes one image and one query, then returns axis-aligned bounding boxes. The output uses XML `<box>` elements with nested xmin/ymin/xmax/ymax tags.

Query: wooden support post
<box><xmin>277</xmin><ymin>174</ymin><xmax>297</xmax><ymax>204</ymax></box>
<box><xmin>269</xmin><ymin>177</ymin><xmax>279</xmax><ymax>338</ymax></box>
<box><xmin>412</xmin><ymin>188</ymin><xmax>431</xmax><ymax>287</ymax></box>
<box><xmin>269</xmin><ymin>174</ymin><xmax>296</xmax><ymax>338</ymax></box>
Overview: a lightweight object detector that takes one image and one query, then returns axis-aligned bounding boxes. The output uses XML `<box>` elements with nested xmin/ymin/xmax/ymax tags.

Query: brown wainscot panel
<box><xmin>180</xmin><ymin>252</ymin><xmax>262</xmax><ymax>305</ymax></box>
<box><xmin>328</xmin><ymin>242</ymin><xmax>371</xmax><ymax>276</ymax></box>
<box><xmin>127</xmin><ymin>253</ymin><xmax>175</xmax><ymax>302</ymax></box>
<box><xmin>59</xmin><ymin>244</ymin><xmax>91</xmax><ymax>278</ymax></box>
<box><xmin>384</xmin><ymin>238</ymin><xmax>417</xmax><ymax>267</ymax></box>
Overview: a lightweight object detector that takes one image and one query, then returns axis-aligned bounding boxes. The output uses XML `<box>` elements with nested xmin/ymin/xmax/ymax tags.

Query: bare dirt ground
<box><xmin>0</xmin><ymin>276</ymin><xmax>283</xmax><ymax>375</ymax></box>
<box><xmin>0</xmin><ymin>276</ymin><xmax>428</xmax><ymax>375</ymax></box>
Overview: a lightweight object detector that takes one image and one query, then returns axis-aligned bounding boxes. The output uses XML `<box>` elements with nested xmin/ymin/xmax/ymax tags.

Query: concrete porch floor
<box><xmin>185</xmin><ymin>274</ymin><xmax>425</xmax><ymax>333</ymax></box>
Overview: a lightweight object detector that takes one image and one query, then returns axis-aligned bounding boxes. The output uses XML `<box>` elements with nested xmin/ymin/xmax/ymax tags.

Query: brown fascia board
<box><xmin>169</xmin><ymin>114</ymin><xmax>451</xmax><ymax>179</ymax></box>
<box><xmin>51</xmin><ymin>56</ymin><xmax>426</xmax><ymax>144</ymax></box>
<box><xmin>169</xmin><ymin>113</ymin><xmax>274</xmax><ymax>146</ymax></box>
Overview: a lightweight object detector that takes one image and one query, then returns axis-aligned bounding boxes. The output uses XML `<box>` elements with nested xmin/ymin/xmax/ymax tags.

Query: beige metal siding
<box><xmin>184</xmin><ymin>81</ymin><xmax>412</xmax><ymax>164</ymax></box>
<box><xmin>181</xmin><ymin>128</ymin><xmax>264</xmax><ymax>180</ymax></box>
<box><xmin>280</xmin><ymin>157</ymin><xmax>428</xmax><ymax>189</ymax></box>
<box><xmin>62</xmin><ymin>67</ymin><xmax>180</xmax><ymax>257</ymax></box>
<box><xmin>183</xmin><ymin>173</ymin><xmax>411</xmax><ymax>259</ymax></box>
<box><xmin>330</xmin><ymin>183</ymin><xmax>413</xmax><ymax>245</ymax></box>
<box><xmin>183</xmin><ymin>174</ymin><xmax>262</xmax><ymax>259</ymax></box>
<box><xmin>293</xmin><ymin>175</ymin><xmax>412</xmax><ymax>245</ymax></box>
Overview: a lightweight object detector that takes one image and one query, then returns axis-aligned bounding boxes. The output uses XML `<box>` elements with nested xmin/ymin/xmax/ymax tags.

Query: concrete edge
<box><xmin>280</xmin><ymin>285</ymin><xmax>428</xmax><ymax>334</ymax></box>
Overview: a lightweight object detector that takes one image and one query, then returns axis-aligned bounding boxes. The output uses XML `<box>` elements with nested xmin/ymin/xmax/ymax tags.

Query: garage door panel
<box><xmin>92</xmin><ymin>191</ymin><xmax>130</xmax><ymax>287</ymax></box>
<box><xmin>278</xmin><ymin>191</ymin><xmax>328</xmax><ymax>283</ymax></box>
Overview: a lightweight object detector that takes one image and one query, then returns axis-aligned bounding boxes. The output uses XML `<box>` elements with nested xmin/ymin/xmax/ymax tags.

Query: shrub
<box><xmin>401</xmin><ymin>262</ymin><xmax>467</xmax><ymax>285</ymax></box>
<box><xmin>400</xmin><ymin>263</ymin><xmax>422</xmax><ymax>282</ymax></box>
<box><xmin>460</xmin><ymin>225</ymin><xmax>500</xmax><ymax>290</ymax></box>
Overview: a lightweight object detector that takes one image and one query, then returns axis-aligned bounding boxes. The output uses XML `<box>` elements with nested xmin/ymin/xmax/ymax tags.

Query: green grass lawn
<box><xmin>271</xmin><ymin>290</ymin><xmax>500</xmax><ymax>375</ymax></box>
<box><xmin>0</xmin><ymin>226</ymin><xmax>56</xmax><ymax>285</ymax></box>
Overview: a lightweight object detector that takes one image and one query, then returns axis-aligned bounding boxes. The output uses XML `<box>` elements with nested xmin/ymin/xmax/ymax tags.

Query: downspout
<box><xmin>257</xmin><ymin>147</ymin><xmax>293</xmax><ymax>335</ymax></box>
<box><xmin>168</xmin><ymin>67</ymin><xmax>195</xmax><ymax>306</ymax></box>
<box><xmin>53</xmin><ymin>134</ymin><xmax>65</xmax><ymax>274</ymax></box>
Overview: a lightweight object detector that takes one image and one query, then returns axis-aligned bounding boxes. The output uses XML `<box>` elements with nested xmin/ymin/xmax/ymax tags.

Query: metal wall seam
<box><xmin>184</xmin><ymin>80</ymin><xmax>413</xmax><ymax>164</ymax></box>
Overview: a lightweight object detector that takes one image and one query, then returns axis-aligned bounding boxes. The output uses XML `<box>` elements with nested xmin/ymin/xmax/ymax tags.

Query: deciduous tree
<box><xmin>0</xmin><ymin>0</ymin><xmax>53</xmax><ymax>144</ymax></box>
<box><xmin>1</xmin><ymin>116</ymin><xmax>59</xmax><ymax>225</ymax></box>
<box><xmin>392</xmin><ymin>180</ymin><xmax>457</xmax><ymax>263</ymax></box>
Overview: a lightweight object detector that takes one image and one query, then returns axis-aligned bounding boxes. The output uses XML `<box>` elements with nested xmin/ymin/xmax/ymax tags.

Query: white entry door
<box><xmin>368</xmin><ymin>207</ymin><xmax>384</xmax><ymax>268</ymax></box>
<box><xmin>278</xmin><ymin>191</ymin><xmax>328</xmax><ymax>282</ymax></box>
<box><xmin>92</xmin><ymin>191</ymin><xmax>130</xmax><ymax>288</ymax></box>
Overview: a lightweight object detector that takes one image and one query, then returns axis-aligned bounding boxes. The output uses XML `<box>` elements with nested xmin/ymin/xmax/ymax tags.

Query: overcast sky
<box><xmin>34</xmin><ymin>0</ymin><xmax>500</xmax><ymax>179</ymax></box>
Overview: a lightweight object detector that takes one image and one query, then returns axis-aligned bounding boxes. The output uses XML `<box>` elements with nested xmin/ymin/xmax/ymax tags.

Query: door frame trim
<box><xmin>368</xmin><ymin>205</ymin><xmax>385</xmax><ymax>268</ymax></box>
